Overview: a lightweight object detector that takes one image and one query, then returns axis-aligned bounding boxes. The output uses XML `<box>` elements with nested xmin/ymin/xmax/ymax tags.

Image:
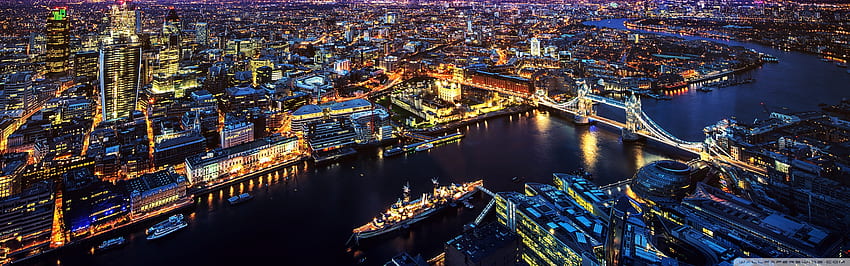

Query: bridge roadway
<box><xmin>543</xmin><ymin>100</ymin><xmax>703</xmax><ymax>154</ymax></box>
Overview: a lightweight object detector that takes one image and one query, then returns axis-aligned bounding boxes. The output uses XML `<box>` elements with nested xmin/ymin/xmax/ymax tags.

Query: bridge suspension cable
<box><xmin>637</xmin><ymin>110</ymin><xmax>703</xmax><ymax>150</ymax></box>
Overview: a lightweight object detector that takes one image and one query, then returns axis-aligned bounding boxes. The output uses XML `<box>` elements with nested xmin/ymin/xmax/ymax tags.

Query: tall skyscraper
<box><xmin>99</xmin><ymin>1</ymin><xmax>142</xmax><ymax>121</ymax></box>
<box><xmin>530</xmin><ymin>37</ymin><xmax>541</xmax><ymax>57</ymax></box>
<box><xmin>152</xmin><ymin>8</ymin><xmax>181</xmax><ymax>94</ymax></box>
<box><xmin>99</xmin><ymin>43</ymin><xmax>142</xmax><ymax>121</ymax></box>
<box><xmin>163</xmin><ymin>8</ymin><xmax>181</xmax><ymax>49</ymax></box>
<box><xmin>106</xmin><ymin>0</ymin><xmax>139</xmax><ymax>44</ymax></box>
<box><xmin>195</xmin><ymin>22</ymin><xmax>209</xmax><ymax>45</ymax></box>
<box><xmin>46</xmin><ymin>7</ymin><xmax>70</xmax><ymax>78</ymax></box>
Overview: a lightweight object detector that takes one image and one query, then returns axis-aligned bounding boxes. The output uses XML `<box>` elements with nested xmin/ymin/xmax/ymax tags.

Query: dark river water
<box><xmin>38</xmin><ymin>18</ymin><xmax>850</xmax><ymax>266</ymax></box>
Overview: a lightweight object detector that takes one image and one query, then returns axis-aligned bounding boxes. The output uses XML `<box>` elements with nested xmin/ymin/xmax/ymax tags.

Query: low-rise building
<box><xmin>291</xmin><ymin>98</ymin><xmax>372</xmax><ymax>135</ymax></box>
<box><xmin>221</xmin><ymin>118</ymin><xmax>254</xmax><ymax>149</ymax></box>
<box><xmin>495</xmin><ymin>183</ymin><xmax>606</xmax><ymax>266</ymax></box>
<box><xmin>124</xmin><ymin>169</ymin><xmax>188</xmax><ymax>215</ymax></box>
<box><xmin>185</xmin><ymin>135</ymin><xmax>298</xmax><ymax>185</ymax></box>
<box><xmin>0</xmin><ymin>181</ymin><xmax>54</xmax><ymax>254</ymax></box>
<box><xmin>675</xmin><ymin>183</ymin><xmax>843</xmax><ymax>258</ymax></box>
<box><xmin>63</xmin><ymin>169</ymin><xmax>128</xmax><ymax>234</ymax></box>
<box><xmin>445</xmin><ymin>222</ymin><xmax>518</xmax><ymax>266</ymax></box>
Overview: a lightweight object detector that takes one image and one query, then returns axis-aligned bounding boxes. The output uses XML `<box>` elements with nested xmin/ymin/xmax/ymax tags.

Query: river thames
<box><xmin>42</xmin><ymin>18</ymin><xmax>850</xmax><ymax>266</ymax></box>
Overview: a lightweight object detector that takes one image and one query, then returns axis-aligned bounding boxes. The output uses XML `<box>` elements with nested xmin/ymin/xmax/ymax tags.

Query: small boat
<box><xmin>697</xmin><ymin>87</ymin><xmax>714</xmax><ymax>92</ymax></box>
<box><xmin>822</xmin><ymin>58</ymin><xmax>831</xmax><ymax>62</ymax></box>
<box><xmin>228</xmin><ymin>193</ymin><xmax>254</xmax><ymax>205</ymax></box>
<box><xmin>837</xmin><ymin>62</ymin><xmax>848</xmax><ymax>68</ymax></box>
<box><xmin>146</xmin><ymin>214</ymin><xmax>188</xmax><ymax>240</ymax></box>
<box><xmin>384</xmin><ymin>146</ymin><xmax>403</xmax><ymax>157</ymax></box>
<box><xmin>414</xmin><ymin>143</ymin><xmax>433</xmax><ymax>152</ymax></box>
<box><xmin>96</xmin><ymin>237</ymin><xmax>126</xmax><ymax>252</ymax></box>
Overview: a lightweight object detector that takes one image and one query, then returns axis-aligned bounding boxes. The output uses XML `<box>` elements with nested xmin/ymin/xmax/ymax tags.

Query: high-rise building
<box><xmin>99</xmin><ymin>43</ymin><xmax>142</xmax><ymax>121</ymax></box>
<box><xmin>46</xmin><ymin>7</ymin><xmax>70</xmax><ymax>78</ymax></box>
<box><xmin>106</xmin><ymin>0</ymin><xmax>138</xmax><ymax>44</ymax></box>
<box><xmin>150</xmin><ymin>8</ymin><xmax>183</xmax><ymax>98</ymax></box>
<box><xmin>195</xmin><ymin>22</ymin><xmax>209</xmax><ymax>45</ymax></box>
<box><xmin>529</xmin><ymin>37</ymin><xmax>541</xmax><ymax>57</ymax></box>
<box><xmin>0</xmin><ymin>153</ymin><xmax>27</xmax><ymax>198</ymax></box>
<box><xmin>163</xmin><ymin>8</ymin><xmax>181</xmax><ymax>48</ymax></box>
<box><xmin>385</xmin><ymin>12</ymin><xmax>397</xmax><ymax>24</ymax></box>
<box><xmin>73</xmin><ymin>51</ymin><xmax>99</xmax><ymax>81</ymax></box>
<box><xmin>99</xmin><ymin>1</ymin><xmax>142</xmax><ymax>121</ymax></box>
<box><xmin>334</xmin><ymin>59</ymin><xmax>351</xmax><ymax>75</ymax></box>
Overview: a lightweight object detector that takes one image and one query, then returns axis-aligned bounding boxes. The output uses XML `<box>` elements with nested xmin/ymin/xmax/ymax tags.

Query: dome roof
<box><xmin>631</xmin><ymin>160</ymin><xmax>692</xmax><ymax>203</ymax></box>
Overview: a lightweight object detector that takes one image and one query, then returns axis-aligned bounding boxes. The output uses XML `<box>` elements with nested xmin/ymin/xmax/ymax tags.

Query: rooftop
<box><xmin>446</xmin><ymin>222</ymin><xmax>516</xmax><ymax>263</ymax></box>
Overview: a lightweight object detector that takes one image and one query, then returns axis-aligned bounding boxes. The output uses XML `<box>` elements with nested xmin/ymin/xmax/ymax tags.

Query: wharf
<box><xmin>395</xmin><ymin>133</ymin><xmax>465</xmax><ymax>155</ymax></box>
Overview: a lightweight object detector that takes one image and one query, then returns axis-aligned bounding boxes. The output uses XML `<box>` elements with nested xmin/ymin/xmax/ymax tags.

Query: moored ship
<box><xmin>351</xmin><ymin>179</ymin><xmax>483</xmax><ymax>241</ymax></box>
<box><xmin>146</xmin><ymin>214</ymin><xmax>188</xmax><ymax>240</ymax></box>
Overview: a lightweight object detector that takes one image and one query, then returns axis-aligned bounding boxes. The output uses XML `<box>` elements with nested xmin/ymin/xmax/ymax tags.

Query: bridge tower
<box><xmin>622</xmin><ymin>93</ymin><xmax>644</xmax><ymax>141</ymax></box>
<box><xmin>574</xmin><ymin>81</ymin><xmax>596</xmax><ymax>125</ymax></box>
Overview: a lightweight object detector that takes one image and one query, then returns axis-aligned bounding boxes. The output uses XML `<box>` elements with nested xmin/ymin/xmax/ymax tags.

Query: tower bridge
<box><xmin>539</xmin><ymin>80</ymin><xmax>705</xmax><ymax>154</ymax></box>
<box><xmin>432</xmin><ymin>75</ymin><xmax>706</xmax><ymax>154</ymax></box>
<box><xmin>425</xmin><ymin>75</ymin><xmax>770</xmax><ymax>174</ymax></box>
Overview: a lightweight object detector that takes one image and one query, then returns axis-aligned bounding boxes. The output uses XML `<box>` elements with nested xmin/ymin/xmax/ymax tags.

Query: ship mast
<box><xmin>431</xmin><ymin>178</ymin><xmax>439</xmax><ymax>195</ymax></box>
<box><xmin>403</xmin><ymin>182</ymin><xmax>410</xmax><ymax>202</ymax></box>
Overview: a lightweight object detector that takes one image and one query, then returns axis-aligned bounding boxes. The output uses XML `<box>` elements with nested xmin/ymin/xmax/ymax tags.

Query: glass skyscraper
<box><xmin>99</xmin><ymin>43</ymin><xmax>141</xmax><ymax>121</ymax></box>
<box><xmin>46</xmin><ymin>7</ymin><xmax>70</xmax><ymax>78</ymax></box>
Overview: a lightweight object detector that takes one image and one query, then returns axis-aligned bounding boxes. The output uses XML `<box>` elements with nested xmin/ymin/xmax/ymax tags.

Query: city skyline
<box><xmin>0</xmin><ymin>0</ymin><xmax>848</xmax><ymax>265</ymax></box>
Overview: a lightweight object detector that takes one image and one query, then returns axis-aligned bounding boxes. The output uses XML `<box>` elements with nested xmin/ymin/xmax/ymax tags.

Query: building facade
<box><xmin>124</xmin><ymin>170</ymin><xmax>188</xmax><ymax>215</ymax></box>
<box><xmin>99</xmin><ymin>43</ymin><xmax>142</xmax><ymax>121</ymax></box>
<box><xmin>185</xmin><ymin>135</ymin><xmax>298</xmax><ymax>185</ymax></box>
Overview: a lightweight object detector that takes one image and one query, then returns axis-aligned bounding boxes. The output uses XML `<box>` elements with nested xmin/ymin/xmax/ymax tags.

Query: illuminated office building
<box><xmin>46</xmin><ymin>7</ymin><xmax>70</xmax><ymax>78</ymax></box>
<box><xmin>99</xmin><ymin>1</ymin><xmax>142</xmax><ymax>121</ymax></box>
<box><xmin>99</xmin><ymin>43</ymin><xmax>141</xmax><ymax>121</ymax></box>
<box><xmin>73</xmin><ymin>51</ymin><xmax>99</xmax><ymax>81</ymax></box>
<box><xmin>0</xmin><ymin>181</ymin><xmax>54</xmax><ymax>253</ymax></box>
<box><xmin>530</xmin><ymin>37</ymin><xmax>541</xmax><ymax>57</ymax></box>
<box><xmin>0</xmin><ymin>72</ymin><xmax>33</xmax><ymax>111</ymax></box>
<box><xmin>221</xmin><ymin>117</ymin><xmax>254</xmax><ymax>149</ymax></box>
<box><xmin>106</xmin><ymin>1</ymin><xmax>138</xmax><ymax>42</ymax></box>
<box><xmin>495</xmin><ymin>183</ymin><xmax>605</xmax><ymax>266</ymax></box>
